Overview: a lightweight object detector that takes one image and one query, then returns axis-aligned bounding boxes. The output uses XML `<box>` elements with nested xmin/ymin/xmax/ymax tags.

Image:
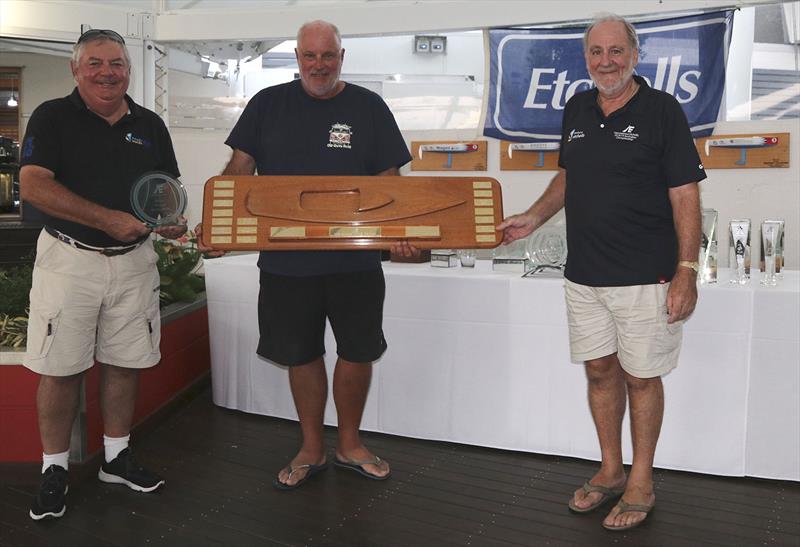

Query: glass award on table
<box><xmin>522</xmin><ymin>225</ymin><xmax>567</xmax><ymax>277</ymax></box>
<box><xmin>130</xmin><ymin>171</ymin><xmax>188</xmax><ymax>228</ymax></box>
<box><xmin>492</xmin><ymin>237</ymin><xmax>531</xmax><ymax>273</ymax></box>
<box><xmin>699</xmin><ymin>209</ymin><xmax>718</xmax><ymax>284</ymax></box>
<box><xmin>760</xmin><ymin>220</ymin><xmax>784</xmax><ymax>286</ymax></box>
<box><xmin>729</xmin><ymin>219</ymin><xmax>751</xmax><ymax>285</ymax></box>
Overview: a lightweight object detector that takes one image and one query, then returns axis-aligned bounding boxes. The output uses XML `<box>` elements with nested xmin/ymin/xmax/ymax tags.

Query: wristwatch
<box><xmin>678</xmin><ymin>260</ymin><xmax>700</xmax><ymax>274</ymax></box>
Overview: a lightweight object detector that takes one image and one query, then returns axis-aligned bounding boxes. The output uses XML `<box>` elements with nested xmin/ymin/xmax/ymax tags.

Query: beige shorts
<box><xmin>564</xmin><ymin>279</ymin><xmax>683</xmax><ymax>378</ymax></box>
<box><xmin>24</xmin><ymin>230</ymin><xmax>161</xmax><ymax>377</ymax></box>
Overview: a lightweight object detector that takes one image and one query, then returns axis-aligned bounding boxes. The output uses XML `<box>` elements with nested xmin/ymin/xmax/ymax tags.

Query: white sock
<box><xmin>103</xmin><ymin>434</ymin><xmax>130</xmax><ymax>463</ymax></box>
<box><xmin>42</xmin><ymin>450</ymin><xmax>69</xmax><ymax>473</ymax></box>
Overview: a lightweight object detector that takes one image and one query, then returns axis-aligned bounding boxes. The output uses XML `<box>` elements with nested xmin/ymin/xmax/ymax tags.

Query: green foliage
<box><xmin>0</xmin><ymin>263</ymin><xmax>33</xmax><ymax>318</ymax></box>
<box><xmin>0</xmin><ymin>313</ymin><xmax>27</xmax><ymax>348</ymax></box>
<box><xmin>155</xmin><ymin>232</ymin><xmax>206</xmax><ymax>307</ymax></box>
<box><xmin>0</xmin><ymin>263</ymin><xmax>33</xmax><ymax>348</ymax></box>
<box><xmin>0</xmin><ymin>233</ymin><xmax>206</xmax><ymax>348</ymax></box>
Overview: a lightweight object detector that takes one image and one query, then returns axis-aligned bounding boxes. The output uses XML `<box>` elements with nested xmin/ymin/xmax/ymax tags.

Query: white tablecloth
<box><xmin>204</xmin><ymin>254</ymin><xmax>799</xmax><ymax>481</ymax></box>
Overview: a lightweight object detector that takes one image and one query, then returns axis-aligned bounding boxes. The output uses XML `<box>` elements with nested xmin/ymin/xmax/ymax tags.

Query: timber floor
<box><xmin>1</xmin><ymin>386</ymin><xmax>798</xmax><ymax>547</ymax></box>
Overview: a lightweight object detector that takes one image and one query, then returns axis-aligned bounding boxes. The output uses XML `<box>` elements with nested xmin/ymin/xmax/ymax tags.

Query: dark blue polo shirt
<box><xmin>558</xmin><ymin>75</ymin><xmax>706</xmax><ymax>287</ymax></box>
<box><xmin>21</xmin><ymin>88</ymin><xmax>179</xmax><ymax>247</ymax></box>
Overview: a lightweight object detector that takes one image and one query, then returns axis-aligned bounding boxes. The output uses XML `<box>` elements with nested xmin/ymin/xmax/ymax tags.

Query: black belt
<box><xmin>45</xmin><ymin>226</ymin><xmax>143</xmax><ymax>257</ymax></box>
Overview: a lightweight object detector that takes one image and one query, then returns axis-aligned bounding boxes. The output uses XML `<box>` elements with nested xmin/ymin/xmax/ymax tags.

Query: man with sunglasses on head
<box><xmin>20</xmin><ymin>28</ymin><xmax>186</xmax><ymax>520</ymax></box>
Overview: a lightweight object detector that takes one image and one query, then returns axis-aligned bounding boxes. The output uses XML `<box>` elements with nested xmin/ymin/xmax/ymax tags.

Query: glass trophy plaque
<box><xmin>700</xmin><ymin>209</ymin><xmax>718</xmax><ymax>284</ymax></box>
<box><xmin>729</xmin><ymin>219</ymin><xmax>751</xmax><ymax>285</ymax></box>
<box><xmin>760</xmin><ymin>220</ymin><xmax>784</xmax><ymax>286</ymax></box>
<box><xmin>760</xmin><ymin>219</ymin><xmax>785</xmax><ymax>279</ymax></box>
<box><xmin>130</xmin><ymin>171</ymin><xmax>187</xmax><ymax>228</ymax></box>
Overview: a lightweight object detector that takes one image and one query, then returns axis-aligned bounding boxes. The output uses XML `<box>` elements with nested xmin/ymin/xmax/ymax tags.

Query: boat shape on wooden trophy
<box><xmin>201</xmin><ymin>175</ymin><xmax>504</xmax><ymax>251</ymax></box>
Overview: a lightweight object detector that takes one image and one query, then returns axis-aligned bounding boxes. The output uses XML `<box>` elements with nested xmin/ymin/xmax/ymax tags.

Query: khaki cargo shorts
<box><xmin>564</xmin><ymin>279</ymin><xmax>684</xmax><ymax>378</ymax></box>
<box><xmin>23</xmin><ymin>230</ymin><xmax>162</xmax><ymax>377</ymax></box>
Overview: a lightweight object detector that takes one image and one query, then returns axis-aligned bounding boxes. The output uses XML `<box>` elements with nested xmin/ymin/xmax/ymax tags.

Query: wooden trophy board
<box><xmin>695</xmin><ymin>133</ymin><xmax>790</xmax><ymax>169</ymax></box>
<box><xmin>410</xmin><ymin>141</ymin><xmax>487</xmax><ymax>171</ymax></box>
<box><xmin>201</xmin><ymin>175</ymin><xmax>504</xmax><ymax>251</ymax></box>
<box><xmin>499</xmin><ymin>140</ymin><xmax>560</xmax><ymax>170</ymax></box>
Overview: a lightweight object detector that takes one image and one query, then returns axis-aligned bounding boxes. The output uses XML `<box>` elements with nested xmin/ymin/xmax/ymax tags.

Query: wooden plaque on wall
<box><xmin>499</xmin><ymin>141</ymin><xmax>560</xmax><ymax>170</ymax></box>
<box><xmin>694</xmin><ymin>133</ymin><xmax>790</xmax><ymax>169</ymax></box>
<box><xmin>410</xmin><ymin>141</ymin><xmax>487</xmax><ymax>171</ymax></box>
<box><xmin>201</xmin><ymin>175</ymin><xmax>504</xmax><ymax>251</ymax></box>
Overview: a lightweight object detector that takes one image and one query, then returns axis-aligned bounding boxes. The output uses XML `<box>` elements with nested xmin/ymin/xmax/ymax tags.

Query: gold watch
<box><xmin>678</xmin><ymin>260</ymin><xmax>700</xmax><ymax>274</ymax></box>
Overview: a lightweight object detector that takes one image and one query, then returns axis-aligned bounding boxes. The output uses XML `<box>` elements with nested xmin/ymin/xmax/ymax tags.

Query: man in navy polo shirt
<box><xmin>198</xmin><ymin>20</ymin><xmax>414</xmax><ymax>490</ymax></box>
<box><xmin>499</xmin><ymin>13</ymin><xmax>705</xmax><ymax>531</ymax></box>
<box><xmin>20</xmin><ymin>29</ymin><xmax>186</xmax><ymax>520</ymax></box>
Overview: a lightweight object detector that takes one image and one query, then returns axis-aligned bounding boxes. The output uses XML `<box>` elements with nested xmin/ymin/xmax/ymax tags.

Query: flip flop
<box><xmin>602</xmin><ymin>499</ymin><xmax>655</xmax><ymax>531</ymax></box>
<box><xmin>272</xmin><ymin>461</ymin><xmax>328</xmax><ymax>491</ymax></box>
<box><xmin>334</xmin><ymin>455</ymin><xmax>391</xmax><ymax>481</ymax></box>
<box><xmin>568</xmin><ymin>481</ymin><xmax>625</xmax><ymax>513</ymax></box>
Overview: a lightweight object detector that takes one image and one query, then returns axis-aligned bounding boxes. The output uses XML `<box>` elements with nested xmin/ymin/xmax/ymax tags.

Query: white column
<box><xmin>725</xmin><ymin>7</ymin><xmax>755</xmax><ymax>121</ymax></box>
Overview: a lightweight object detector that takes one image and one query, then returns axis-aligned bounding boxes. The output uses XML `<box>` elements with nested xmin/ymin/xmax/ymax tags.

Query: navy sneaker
<box><xmin>98</xmin><ymin>448</ymin><xmax>165</xmax><ymax>492</ymax></box>
<box><xmin>29</xmin><ymin>465</ymin><xmax>68</xmax><ymax>520</ymax></box>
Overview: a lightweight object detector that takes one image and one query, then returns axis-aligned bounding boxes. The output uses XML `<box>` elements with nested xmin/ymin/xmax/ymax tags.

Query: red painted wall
<box><xmin>0</xmin><ymin>306</ymin><xmax>210</xmax><ymax>462</ymax></box>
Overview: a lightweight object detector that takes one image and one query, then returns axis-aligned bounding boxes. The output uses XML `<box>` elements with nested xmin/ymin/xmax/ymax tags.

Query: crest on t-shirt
<box><xmin>327</xmin><ymin>123</ymin><xmax>352</xmax><ymax>149</ymax></box>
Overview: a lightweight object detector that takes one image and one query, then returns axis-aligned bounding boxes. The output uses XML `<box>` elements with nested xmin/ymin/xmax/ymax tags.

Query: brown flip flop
<box><xmin>601</xmin><ymin>499</ymin><xmax>655</xmax><ymax>531</ymax></box>
<box><xmin>568</xmin><ymin>481</ymin><xmax>625</xmax><ymax>513</ymax></box>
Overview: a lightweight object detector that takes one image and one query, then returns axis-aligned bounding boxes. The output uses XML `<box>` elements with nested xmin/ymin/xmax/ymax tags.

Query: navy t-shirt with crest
<box><xmin>557</xmin><ymin>75</ymin><xmax>707</xmax><ymax>287</ymax></box>
<box><xmin>225</xmin><ymin>79</ymin><xmax>412</xmax><ymax>276</ymax></box>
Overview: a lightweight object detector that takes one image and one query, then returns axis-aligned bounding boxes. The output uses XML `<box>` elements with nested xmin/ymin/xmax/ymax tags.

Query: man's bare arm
<box><xmin>222</xmin><ymin>149</ymin><xmax>257</xmax><ymax>176</ymax></box>
<box><xmin>666</xmin><ymin>182</ymin><xmax>701</xmax><ymax>323</ymax></box>
<box><xmin>20</xmin><ymin>165</ymin><xmax>149</xmax><ymax>242</ymax></box>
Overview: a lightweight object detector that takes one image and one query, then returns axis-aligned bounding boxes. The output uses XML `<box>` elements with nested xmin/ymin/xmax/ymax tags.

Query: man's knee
<box><xmin>623</xmin><ymin>372</ymin><xmax>662</xmax><ymax>393</ymax></box>
<box><xmin>584</xmin><ymin>354</ymin><xmax>621</xmax><ymax>385</ymax></box>
<box><xmin>39</xmin><ymin>371</ymin><xmax>84</xmax><ymax>389</ymax></box>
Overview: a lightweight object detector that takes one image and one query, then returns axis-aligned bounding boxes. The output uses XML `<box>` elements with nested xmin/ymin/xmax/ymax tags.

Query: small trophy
<box><xmin>522</xmin><ymin>225</ymin><xmax>568</xmax><ymax>277</ymax></box>
<box><xmin>729</xmin><ymin>219</ymin><xmax>751</xmax><ymax>285</ymax></box>
<box><xmin>492</xmin><ymin>238</ymin><xmax>531</xmax><ymax>273</ymax></box>
<box><xmin>760</xmin><ymin>220</ymin><xmax>784</xmax><ymax>287</ymax></box>
<box><xmin>700</xmin><ymin>209</ymin><xmax>718</xmax><ymax>284</ymax></box>
<box><xmin>130</xmin><ymin>171</ymin><xmax>188</xmax><ymax>228</ymax></box>
<box><xmin>431</xmin><ymin>249</ymin><xmax>458</xmax><ymax>268</ymax></box>
<box><xmin>760</xmin><ymin>219</ymin><xmax>785</xmax><ymax>279</ymax></box>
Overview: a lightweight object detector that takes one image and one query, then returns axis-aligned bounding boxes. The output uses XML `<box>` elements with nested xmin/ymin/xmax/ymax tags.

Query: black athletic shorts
<box><xmin>256</xmin><ymin>268</ymin><xmax>387</xmax><ymax>366</ymax></box>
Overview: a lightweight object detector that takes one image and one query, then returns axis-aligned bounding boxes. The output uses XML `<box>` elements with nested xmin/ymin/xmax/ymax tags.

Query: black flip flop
<box><xmin>334</xmin><ymin>456</ymin><xmax>391</xmax><ymax>481</ymax></box>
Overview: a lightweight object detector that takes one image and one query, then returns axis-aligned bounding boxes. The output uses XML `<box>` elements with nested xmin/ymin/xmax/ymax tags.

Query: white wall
<box><xmin>5</xmin><ymin>52</ymin><xmax>74</xmax><ymax>139</ymax></box>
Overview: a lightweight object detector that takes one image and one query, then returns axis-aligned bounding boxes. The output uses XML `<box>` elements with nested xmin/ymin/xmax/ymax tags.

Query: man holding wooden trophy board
<box><xmin>197</xmin><ymin>19</ymin><xmax>503</xmax><ymax>490</ymax></box>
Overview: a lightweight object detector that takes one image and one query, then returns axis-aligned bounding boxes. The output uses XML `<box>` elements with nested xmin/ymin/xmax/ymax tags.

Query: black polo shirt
<box><xmin>557</xmin><ymin>75</ymin><xmax>706</xmax><ymax>287</ymax></box>
<box><xmin>21</xmin><ymin>88</ymin><xmax>179</xmax><ymax>247</ymax></box>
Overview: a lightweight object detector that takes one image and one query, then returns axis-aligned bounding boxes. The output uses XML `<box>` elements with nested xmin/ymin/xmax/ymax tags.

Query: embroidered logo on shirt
<box><xmin>613</xmin><ymin>125</ymin><xmax>639</xmax><ymax>141</ymax></box>
<box><xmin>327</xmin><ymin>123</ymin><xmax>352</xmax><ymax>149</ymax></box>
<box><xmin>567</xmin><ymin>129</ymin><xmax>585</xmax><ymax>142</ymax></box>
<box><xmin>23</xmin><ymin>137</ymin><xmax>34</xmax><ymax>159</ymax></box>
<box><xmin>125</xmin><ymin>133</ymin><xmax>151</xmax><ymax>147</ymax></box>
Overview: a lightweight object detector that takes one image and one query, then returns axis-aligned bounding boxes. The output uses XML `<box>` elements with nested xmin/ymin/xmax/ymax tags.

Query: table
<box><xmin>204</xmin><ymin>254</ymin><xmax>799</xmax><ymax>481</ymax></box>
